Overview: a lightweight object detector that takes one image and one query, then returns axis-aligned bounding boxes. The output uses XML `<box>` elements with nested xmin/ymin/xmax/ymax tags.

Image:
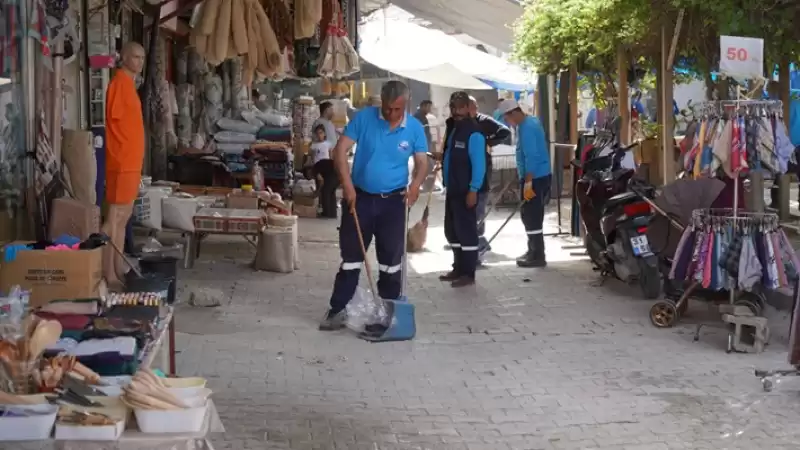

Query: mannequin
<box><xmin>102</xmin><ymin>42</ymin><xmax>146</xmax><ymax>290</ymax></box>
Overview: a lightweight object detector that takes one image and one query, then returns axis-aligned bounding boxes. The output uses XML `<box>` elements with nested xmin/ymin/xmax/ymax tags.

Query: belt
<box><xmin>355</xmin><ymin>187</ymin><xmax>406</xmax><ymax>198</ymax></box>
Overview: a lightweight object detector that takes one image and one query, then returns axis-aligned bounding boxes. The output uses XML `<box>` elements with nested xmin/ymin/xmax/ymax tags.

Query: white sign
<box><xmin>719</xmin><ymin>35</ymin><xmax>764</xmax><ymax>79</ymax></box>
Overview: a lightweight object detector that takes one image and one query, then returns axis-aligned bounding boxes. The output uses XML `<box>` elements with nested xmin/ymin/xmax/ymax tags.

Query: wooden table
<box><xmin>187</xmin><ymin>208</ymin><xmax>266</xmax><ymax>268</ymax></box>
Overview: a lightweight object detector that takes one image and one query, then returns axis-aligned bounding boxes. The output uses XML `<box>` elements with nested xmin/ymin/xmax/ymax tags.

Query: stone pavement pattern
<box><xmin>170</xmin><ymin>195</ymin><xmax>800</xmax><ymax>450</ymax></box>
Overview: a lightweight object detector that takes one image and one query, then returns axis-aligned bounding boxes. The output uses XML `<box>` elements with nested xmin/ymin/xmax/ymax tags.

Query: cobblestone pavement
<box><xmin>172</xmin><ymin>194</ymin><xmax>800</xmax><ymax>450</ymax></box>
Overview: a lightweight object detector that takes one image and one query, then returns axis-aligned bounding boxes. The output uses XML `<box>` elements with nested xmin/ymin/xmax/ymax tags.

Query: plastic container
<box><xmin>169</xmin><ymin>387</ymin><xmax>212</xmax><ymax>401</ymax></box>
<box><xmin>163</xmin><ymin>377</ymin><xmax>208</xmax><ymax>398</ymax></box>
<box><xmin>0</xmin><ymin>404</ymin><xmax>58</xmax><ymax>441</ymax></box>
<box><xmin>54</xmin><ymin>396</ymin><xmax>127</xmax><ymax>441</ymax></box>
<box><xmin>125</xmin><ymin>271</ymin><xmax>173</xmax><ymax>305</ymax></box>
<box><xmin>55</xmin><ymin>419</ymin><xmax>125</xmax><ymax>441</ymax></box>
<box><xmin>134</xmin><ymin>396</ymin><xmax>208</xmax><ymax>433</ymax></box>
<box><xmin>138</xmin><ymin>255</ymin><xmax>180</xmax><ymax>304</ymax></box>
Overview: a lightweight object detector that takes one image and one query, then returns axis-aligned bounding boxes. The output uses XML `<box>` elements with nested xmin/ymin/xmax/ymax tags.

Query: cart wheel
<box><xmin>762</xmin><ymin>378</ymin><xmax>774</xmax><ymax>392</ymax></box>
<box><xmin>650</xmin><ymin>301</ymin><xmax>679</xmax><ymax>328</ymax></box>
<box><xmin>734</xmin><ymin>295</ymin><xmax>762</xmax><ymax>316</ymax></box>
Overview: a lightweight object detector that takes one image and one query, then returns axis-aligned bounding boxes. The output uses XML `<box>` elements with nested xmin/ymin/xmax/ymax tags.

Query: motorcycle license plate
<box><xmin>630</xmin><ymin>235</ymin><xmax>651</xmax><ymax>256</ymax></box>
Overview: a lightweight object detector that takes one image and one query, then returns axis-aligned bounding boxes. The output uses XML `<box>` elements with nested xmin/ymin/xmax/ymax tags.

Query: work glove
<box><xmin>523</xmin><ymin>180</ymin><xmax>536</xmax><ymax>201</ymax></box>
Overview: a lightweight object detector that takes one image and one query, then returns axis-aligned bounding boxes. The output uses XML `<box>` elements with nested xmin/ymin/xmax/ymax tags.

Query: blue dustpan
<box><xmin>358</xmin><ymin>296</ymin><xmax>416</xmax><ymax>342</ymax></box>
<box><xmin>353</xmin><ymin>206</ymin><xmax>417</xmax><ymax>343</ymax></box>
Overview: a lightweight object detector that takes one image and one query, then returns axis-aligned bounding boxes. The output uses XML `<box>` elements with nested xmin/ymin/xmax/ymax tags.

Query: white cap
<box><xmin>497</xmin><ymin>99</ymin><xmax>521</xmax><ymax>115</ymax></box>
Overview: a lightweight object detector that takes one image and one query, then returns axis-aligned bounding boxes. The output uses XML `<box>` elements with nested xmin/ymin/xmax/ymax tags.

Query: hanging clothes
<box><xmin>683</xmin><ymin>103</ymin><xmax>786</xmax><ymax>179</ymax></box>
<box><xmin>668</xmin><ymin>210</ymin><xmax>796</xmax><ymax>293</ymax></box>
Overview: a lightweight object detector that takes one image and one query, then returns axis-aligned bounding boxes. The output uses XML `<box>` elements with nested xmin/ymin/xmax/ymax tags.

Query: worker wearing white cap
<box><xmin>497</xmin><ymin>99</ymin><xmax>551</xmax><ymax>267</ymax></box>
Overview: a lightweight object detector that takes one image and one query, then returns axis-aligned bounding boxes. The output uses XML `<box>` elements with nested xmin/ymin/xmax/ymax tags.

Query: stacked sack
<box><xmin>133</xmin><ymin>181</ymin><xmax>214</xmax><ymax>234</ymax></box>
<box><xmin>215</xmin><ymin>107</ymin><xmax>292</xmax><ymax>173</ymax></box>
<box><xmin>253</xmin><ymin>212</ymin><xmax>299</xmax><ymax>273</ymax></box>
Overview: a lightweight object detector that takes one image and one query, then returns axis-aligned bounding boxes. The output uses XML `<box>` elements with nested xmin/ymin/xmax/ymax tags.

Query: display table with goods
<box><xmin>132</xmin><ymin>178</ymin><xmax>292</xmax><ymax>268</ymax></box>
<box><xmin>0</xmin><ymin>286</ymin><xmax>223</xmax><ymax>445</ymax></box>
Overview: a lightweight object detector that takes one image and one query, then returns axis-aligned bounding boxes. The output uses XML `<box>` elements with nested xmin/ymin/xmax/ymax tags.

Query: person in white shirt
<box><xmin>312</xmin><ymin>101</ymin><xmax>339</xmax><ymax>146</ymax></box>
<box><xmin>310</xmin><ymin>124</ymin><xmax>338</xmax><ymax>218</ymax></box>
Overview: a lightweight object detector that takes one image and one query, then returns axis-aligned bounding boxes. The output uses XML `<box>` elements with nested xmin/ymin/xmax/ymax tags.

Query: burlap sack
<box><xmin>254</xmin><ymin>226</ymin><xmax>295</xmax><ymax>273</ymax></box>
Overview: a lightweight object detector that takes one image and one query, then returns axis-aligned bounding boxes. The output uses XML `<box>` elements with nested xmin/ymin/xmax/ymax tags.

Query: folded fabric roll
<box><xmin>256</xmin><ymin>126</ymin><xmax>292</xmax><ymax>142</ymax></box>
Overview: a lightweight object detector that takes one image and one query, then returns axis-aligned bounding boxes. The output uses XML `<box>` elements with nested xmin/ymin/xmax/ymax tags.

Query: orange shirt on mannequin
<box><xmin>105</xmin><ymin>70</ymin><xmax>145</xmax><ymax>204</ymax></box>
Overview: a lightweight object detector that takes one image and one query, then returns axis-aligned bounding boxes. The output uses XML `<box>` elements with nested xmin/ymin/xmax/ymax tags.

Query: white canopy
<box><xmin>358</xmin><ymin>7</ymin><xmax>535</xmax><ymax>90</ymax></box>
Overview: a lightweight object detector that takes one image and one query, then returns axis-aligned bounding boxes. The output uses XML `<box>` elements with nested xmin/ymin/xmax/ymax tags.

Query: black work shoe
<box><xmin>516</xmin><ymin>258</ymin><xmax>547</xmax><ymax>268</ymax></box>
<box><xmin>319</xmin><ymin>309</ymin><xmax>347</xmax><ymax>331</ymax></box>
<box><xmin>438</xmin><ymin>270</ymin><xmax>461</xmax><ymax>281</ymax></box>
<box><xmin>451</xmin><ymin>276</ymin><xmax>476</xmax><ymax>287</ymax></box>
<box><xmin>515</xmin><ymin>252</ymin><xmax>533</xmax><ymax>264</ymax></box>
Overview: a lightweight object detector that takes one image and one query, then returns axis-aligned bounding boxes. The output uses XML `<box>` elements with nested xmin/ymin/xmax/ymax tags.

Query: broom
<box><xmin>406</xmin><ymin>166</ymin><xmax>440</xmax><ymax>253</ymax></box>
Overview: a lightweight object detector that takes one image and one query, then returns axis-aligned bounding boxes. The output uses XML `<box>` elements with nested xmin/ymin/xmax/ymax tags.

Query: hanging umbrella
<box><xmin>646</xmin><ymin>178</ymin><xmax>725</xmax><ymax>258</ymax></box>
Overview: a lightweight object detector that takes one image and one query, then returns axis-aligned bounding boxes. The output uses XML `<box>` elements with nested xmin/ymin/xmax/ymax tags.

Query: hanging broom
<box><xmin>406</xmin><ymin>166</ymin><xmax>440</xmax><ymax>253</ymax></box>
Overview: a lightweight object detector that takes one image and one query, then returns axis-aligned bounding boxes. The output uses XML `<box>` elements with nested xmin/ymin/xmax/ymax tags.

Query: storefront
<box><xmin>0</xmin><ymin>0</ymin><xmax>30</xmax><ymax>241</ymax></box>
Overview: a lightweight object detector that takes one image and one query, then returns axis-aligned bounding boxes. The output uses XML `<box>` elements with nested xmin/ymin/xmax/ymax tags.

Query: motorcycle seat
<box><xmin>602</xmin><ymin>192</ymin><xmax>639</xmax><ymax>214</ymax></box>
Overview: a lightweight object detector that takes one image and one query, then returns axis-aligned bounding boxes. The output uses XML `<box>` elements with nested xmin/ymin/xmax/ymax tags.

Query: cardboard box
<box><xmin>48</xmin><ymin>197</ymin><xmax>101</xmax><ymax>240</ymax></box>
<box><xmin>226</xmin><ymin>194</ymin><xmax>260</xmax><ymax>210</ymax></box>
<box><xmin>0</xmin><ymin>244</ymin><xmax>103</xmax><ymax>308</ymax></box>
<box><xmin>293</xmin><ymin>195</ymin><xmax>317</xmax><ymax>207</ymax></box>
<box><xmin>293</xmin><ymin>204</ymin><xmax>318</xmax><ymax>218</ymax></box>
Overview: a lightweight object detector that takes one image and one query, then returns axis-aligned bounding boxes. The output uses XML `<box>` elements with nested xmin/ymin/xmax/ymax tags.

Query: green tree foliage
<box><xmin>514</xmin><ymin>0</ymin><xmax>800</xmax><ymax>78</ymax></box>
<box><xmin>513</xmin><ymin>0</ymin><xmax>650</xmax><ymax>75</ymax></box>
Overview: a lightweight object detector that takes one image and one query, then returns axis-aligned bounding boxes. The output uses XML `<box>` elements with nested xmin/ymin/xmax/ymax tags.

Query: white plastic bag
<box><xmin>292</xmin><ymin>179</ymin><xmax>316</xmax><ymax>196</ymax></box>
<box><xmin>161</xmin><ymin>196</ymin><xmax>199</xmax><ymax>232</ymax></box>
<box><xmin>133</xmin><ymin>187</ymin><xmax>170</xmax><ymax>230</ymax></box>
<box><xmin>214</xmin><ymin>131</ymin><xmax>257</xmax><ymax>144</ymax></box>
<box><xmin>217</xmin><ymin>118</ymin><xmax>260</xmax><ymax>134</ymax></box>
<box><xmin>240</xmin><ymin>110</ymin><xmax>265</xmax><ymax>128</ymax></box>
<box><xmin>345</xmin><ymin>287</ymin><xmax>390</xmax><ymax>333</ymax></box>
<box><xmin>253</xmin><ymin>108</ymin><xmax>292</xmax><ymax>127</ymax></box>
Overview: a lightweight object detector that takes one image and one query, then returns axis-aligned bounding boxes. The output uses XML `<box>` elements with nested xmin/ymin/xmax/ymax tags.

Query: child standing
<box><xmin>310</xmin><ymin>124</ymin><xmax>338</xmax><ymax>218</ymax></box>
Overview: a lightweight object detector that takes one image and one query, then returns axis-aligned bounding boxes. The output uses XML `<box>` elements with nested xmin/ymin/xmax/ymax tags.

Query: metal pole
<box><xmin>545</xmin><ymin>75</ymin><xmax>570</xmax><ymax>238</ymax></box>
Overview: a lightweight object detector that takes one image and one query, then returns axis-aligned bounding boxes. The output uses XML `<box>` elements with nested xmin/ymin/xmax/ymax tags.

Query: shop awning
<box><xmin>382</xmin><ymin>64</ymin><xmax>493</xmax><ymax>90</ymax></box>
<box><xmin>388</xmin><ymin>0</ymin><xmax>522</xmax><ymax>52</ymax></box>
<box><xmin>358</xmin><ymin>8</ymin><xmax>535</xmax><ymax>90</ymax></box>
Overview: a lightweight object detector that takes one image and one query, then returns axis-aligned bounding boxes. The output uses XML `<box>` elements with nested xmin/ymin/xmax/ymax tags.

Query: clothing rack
<box><xmin>670</xmin><ymin>208</ymin><xmax>798</xmax><ymax>352</ymax></box>
<box><xmin>690</xmin><ymin>208</ymin><xmax>779</xmax><ymax>228</ymax></box>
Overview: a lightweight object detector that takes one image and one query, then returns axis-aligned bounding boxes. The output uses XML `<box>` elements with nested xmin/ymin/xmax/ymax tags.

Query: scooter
<box><xmin>573</xmin><ymin>140</ymin><xmax>661</xmax><ymax>299</ymax></box>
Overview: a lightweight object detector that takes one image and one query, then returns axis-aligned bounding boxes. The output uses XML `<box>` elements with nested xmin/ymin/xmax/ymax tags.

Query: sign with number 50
<box><xmin>719</xmin><ymin>35</ymin><xmax>764</xmax><ymax>79</ymax></box>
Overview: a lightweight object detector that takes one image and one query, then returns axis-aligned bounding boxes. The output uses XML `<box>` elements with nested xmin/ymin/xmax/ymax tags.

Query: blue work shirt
<box><xmin>442</xmin><ymin>124</ymin><xmax>487</xmax><ymax>193</ymax></box>
<box><xmin>344</xmin><ymin>106</ymin><xmax>428</xmax><ymax>194</ymax></box>
<box><xmin>516</xmin><ymin>115</ymin><xmax>551</xmax><ymax>180</ymax></box>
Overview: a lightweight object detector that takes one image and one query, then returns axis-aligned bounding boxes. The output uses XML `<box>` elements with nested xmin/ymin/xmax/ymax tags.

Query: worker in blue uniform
<box><xmin>437</xmin><ymin>92</ymin><xmax>487</xmax><ymax>287</ymax></box>
<box><xmin>437</xmin><ymin>95</ymin><xmax>510</xmax><ymax>265</ymax></box>
<box><xmin>319</xmin><ymin>81</ymin><xmax>429</xmax><ymax>331</ymax></box>
<box><xmin>498</xmin><ymin>99</ymin><xmax>551</xmax><ymax>268</ymax></box>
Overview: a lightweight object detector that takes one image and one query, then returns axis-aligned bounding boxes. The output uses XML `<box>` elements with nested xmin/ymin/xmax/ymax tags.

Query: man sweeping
<box><xmin>438</xmin><ymin>92</ymin><xmax>486</xmax><ymax>287</ymax></box>
<box><xmin>498</xmin><ymin>99</ymin><xmax>551</xmax><ymax>268</ymax></box>
<box><xmin>319</xmin><ymin>81</ymin><xmax>428</xmax><ymax>331</ymax></box>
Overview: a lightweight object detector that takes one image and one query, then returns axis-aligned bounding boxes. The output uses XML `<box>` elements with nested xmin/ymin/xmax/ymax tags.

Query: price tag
<box><xmin>719</xmin><ymin>35</ymin><xmax>764</xmax><ymax>79</ymax></box>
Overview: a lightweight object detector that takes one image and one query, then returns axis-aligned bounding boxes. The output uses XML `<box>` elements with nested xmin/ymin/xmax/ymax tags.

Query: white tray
<box><xmin>0</xmin><ymin>404</ymin><xmax>58</xmax><ymax>441</ymax></box>
<box><xmin>134</xmin><ymin>397</ymin><xmax>208</xmax><ymax>434</ymax></box>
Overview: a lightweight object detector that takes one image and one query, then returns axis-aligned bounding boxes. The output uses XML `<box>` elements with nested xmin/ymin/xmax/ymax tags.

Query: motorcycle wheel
<box><xmin>583</xmin><ymin>233</ymin><xmax>606</xmax><ymax>269</ymax></box>
<box><xmin>637</xmin><ymin>259</ymin><xmax>662</xmax><ymax>299</ymax></box>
